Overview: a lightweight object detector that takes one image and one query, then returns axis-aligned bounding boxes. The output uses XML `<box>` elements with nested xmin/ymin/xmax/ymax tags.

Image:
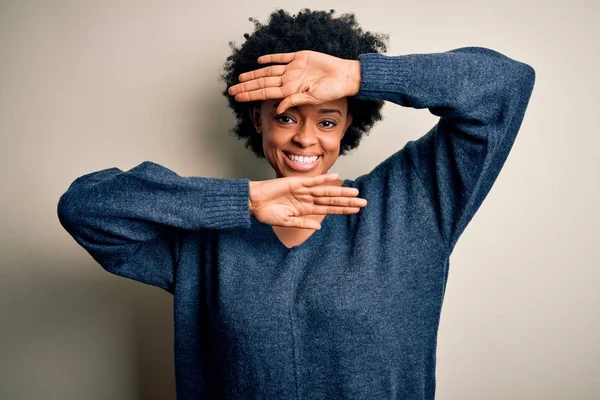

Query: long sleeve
<box><xmin>355</xmin><ymin>46</ymin><xmax>536</xmax><ymax>253</ymax></box>
<box><xmin>57</xmin><ymin>161</ymin><xmax>251</xmax><ymax>292</ymax></box>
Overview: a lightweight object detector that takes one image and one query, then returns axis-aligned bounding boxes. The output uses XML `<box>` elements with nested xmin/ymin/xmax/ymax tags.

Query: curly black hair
<box><xmin>220</xmin><ymin>8</ymin><xmax>389</xmax><ymax>158</ymax></box>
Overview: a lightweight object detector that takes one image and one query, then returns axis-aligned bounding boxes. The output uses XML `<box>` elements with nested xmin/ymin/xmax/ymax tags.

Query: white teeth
<box><xmin>287</xmin><ymin>153</ymin><xmax>319</xmax><ymax>164</ymax></box>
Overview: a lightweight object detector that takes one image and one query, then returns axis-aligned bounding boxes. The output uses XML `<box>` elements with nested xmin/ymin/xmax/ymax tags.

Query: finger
<box><xmin>312</xmin><ymin>197</ymin><xmax>368</xmax><ymax>207</ymax></box>
<box><xmin>258</xmin><ymin>53</ymin><xmax>296</xmax><ymax>64</ymax></box>
<box><xmin>310</xmin><ymin>205</ymin><xmax>362</xmax><ymax>215</ymax></box>
<box><xmin>285</xmin><ymin>217</ymin><xmax>321</xmax><ymax>230</ymax></box>
<box><xmin>301</xmin><ymin>173</ymin><xmax>340</xmax><ymax>187</ymax></box>
<box><xmin>277</xmin><ymin>93</ymin><xmax>315</xmax><ymax>114</ymax></box>
<box><xmin>309</xmin><ymin>186</ymin><xmax>360</xmax><ymax>197</ymax></box>
<box><xmin>228</xmin><ymin>76</ymin><xmax>282</xmax><ymax>96</ymax></box>
<box><xmin>233</xmin><ymin>86</ymin><xmax>286</xmax><ymax>102</ymax></box>
<box><xmin>238</xmin><ymin>65</ymin><xmax>286</xmax><ymax>82</ymax></box>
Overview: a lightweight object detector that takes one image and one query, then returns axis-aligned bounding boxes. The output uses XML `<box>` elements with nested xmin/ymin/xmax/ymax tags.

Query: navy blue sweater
<box><xmin>57</xmin><ymin>47</ymin><xmax>535</xmax><ymax>399</ymax></box>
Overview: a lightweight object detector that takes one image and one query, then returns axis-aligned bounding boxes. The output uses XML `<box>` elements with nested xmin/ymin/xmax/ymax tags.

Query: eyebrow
<box><xmin>273</xmin><ymin>102</ymin><xmax>343</xmax><ymax>116</ymax></box>
<box><xmin>317</xmin><ymin>108</ymin><xmax>343</xmax><ymax>116</ymax></box>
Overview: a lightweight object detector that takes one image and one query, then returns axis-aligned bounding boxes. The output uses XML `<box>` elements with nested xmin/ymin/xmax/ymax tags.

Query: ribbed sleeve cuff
<box><xmin>185</xmin><ymin>176</ymin><xmax>251</xmax><ymax>230</ymax></box>
<box><xmin>355</xmin><ymin>53</ymin><xmax>413</xmax><ymax>102</ymax></box>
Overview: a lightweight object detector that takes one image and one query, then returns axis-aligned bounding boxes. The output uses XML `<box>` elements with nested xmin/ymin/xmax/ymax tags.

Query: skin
<box><xmin>249</xmin><ymin>98</ymin><xmax>353</xmax><ymax>246</ymax></box>
<box><xmin>228</xmin><ymin>51</ymin><xmax>365</xmax><ymax>244</ymax></box>
<box><xmin>249</xmin><ymin>98</ymin><xmax>353</xmax><ymax>180</ymax></box>
<box><xmin>230</xmin><ymin>51</ymin><xmax>362</xmax><ymax>184</ymax></box>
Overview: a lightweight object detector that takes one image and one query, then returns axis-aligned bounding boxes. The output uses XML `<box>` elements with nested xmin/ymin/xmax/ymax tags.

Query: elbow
<box><xmin>509</xmin><ymin>60</ymin><xmax>536</xmax><ymax>98</ymax></box>
<box><xmin>523</xmin><ymin>62</ymin><xmax>536</xmax><ymax>84</ymax></box>
<box><xmin>515</xmin><ymin>61</ymin><xmax>536</xmax><ymax>94</ymax></box>
<box><xmin>471</xmin><ymin>46</ymin><xmax>536</xmax><ymax>95</ymax></box>
<box><xmin>524</xmin><ymin>63</ymin><xmax>536</xmax><ymax>94</ymax></box>
<box><xmin>57</xmin><ymin>185</ymin><xmax>92</xmax><ymax>235</ymax></box>
<box><xmin>57</xmin><ymin>172</ymin><xmax>107</xmax><ymax>232</ymax></box>
<box><xmin>57</xmin><ymin>189</ymin><xmax>80</xmax><ymax>233</ymax></box>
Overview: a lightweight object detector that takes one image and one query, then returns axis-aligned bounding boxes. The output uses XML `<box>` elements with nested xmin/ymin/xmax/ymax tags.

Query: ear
<box><xmin>341</xmin><ymin>113</ymin><xmax>353</xmax><ymax>139</ymax></box>
<box><xmin>248</xmin><ymin>106</ymin><xmax>262</xmax><ymax>135</ymax></box>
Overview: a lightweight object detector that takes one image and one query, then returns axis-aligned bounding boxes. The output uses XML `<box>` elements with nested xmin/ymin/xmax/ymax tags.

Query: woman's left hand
<box><xmin>227</xmin><ymin>50</ymin><xmax>361</xmax><ymax>114</ymax></box>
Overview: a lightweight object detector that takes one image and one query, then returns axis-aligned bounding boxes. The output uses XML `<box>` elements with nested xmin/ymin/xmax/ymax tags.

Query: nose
<box><xmin>291</xmin><ymin>123</ymin><xmax>318</xmax><ymax>148</ymax></box>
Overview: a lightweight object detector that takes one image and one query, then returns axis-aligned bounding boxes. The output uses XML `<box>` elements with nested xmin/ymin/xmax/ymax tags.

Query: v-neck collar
<box><xmin>253</xmin><ymin>179</ymin><xmax>353</xmax><ymax>251</ymax></box>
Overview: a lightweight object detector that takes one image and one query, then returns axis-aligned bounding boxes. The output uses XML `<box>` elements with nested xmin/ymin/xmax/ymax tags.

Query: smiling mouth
<box><xmin>283</xmin><ymin>151</ymin><xmax>322</xmax><ymax>171</ymax></box>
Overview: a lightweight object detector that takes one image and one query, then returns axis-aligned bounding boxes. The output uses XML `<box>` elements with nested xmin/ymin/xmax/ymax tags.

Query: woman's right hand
<box><xmin>248</xmin><ymin>173</ymin><xmax>367</xmax><ymax>230</ymax></box>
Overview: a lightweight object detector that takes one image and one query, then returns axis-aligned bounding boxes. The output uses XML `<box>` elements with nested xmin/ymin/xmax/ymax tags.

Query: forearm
<box><xmin>58</xmin><ymin>161</ymin><xmax>251</xmax><ymax>245</ymax></box>
<box><xmin>354</xmin><ymin>47</ymin><xmax>535</xmax><ymax>138</ymax></box>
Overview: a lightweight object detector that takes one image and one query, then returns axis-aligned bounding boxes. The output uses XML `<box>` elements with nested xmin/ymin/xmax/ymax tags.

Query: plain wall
<box><xmin>1</xmin><ymin>0</ymin><xmax>598</xmax><ymax>398</ymax></box>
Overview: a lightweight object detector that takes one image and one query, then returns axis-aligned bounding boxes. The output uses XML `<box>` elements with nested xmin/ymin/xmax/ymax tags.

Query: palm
<box><xmin>254</xmin><ymin>199</ymin><xmax>308</xmax><ymax>227</ymax></box>
<box><xmin>248</xmin><ymin>174</ymin><xmax>367</xmax><ymax>230</ymax></box>
<box><xmin>252</xmin><ymin>180</ymin><xmax>318</xmax><ymax>227</ymax></box>
<box><xmin>278</xmin><ymin>52</ymin><xmax>348</xmax><ymax>104</ymax></box>
<box><xmin>228</xmin><ymin>50</ymin><xmax>358</xmax><ymax>113</ymax></box>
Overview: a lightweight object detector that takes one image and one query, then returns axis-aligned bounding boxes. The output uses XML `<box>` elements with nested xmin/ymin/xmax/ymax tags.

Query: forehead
<box><xmin>261</xmin><ymin>98</ymin><xmax>348</xmax><ymax>114</ymax></box>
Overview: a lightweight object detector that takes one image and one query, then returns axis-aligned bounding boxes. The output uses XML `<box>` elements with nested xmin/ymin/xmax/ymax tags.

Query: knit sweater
<box><xmin>57</xmin><ymin>47</ymin><xmax>535</xmax><ymax>400</ymax></box>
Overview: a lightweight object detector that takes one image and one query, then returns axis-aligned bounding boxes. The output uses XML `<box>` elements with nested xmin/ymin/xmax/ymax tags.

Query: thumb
<box><xmin>287</xmin><ymin>216</ymin><xmax>322</xmax><ymax>230</ymax></box>
<box><xmin>277</xmin><ymin>93</ymin><xmax>314</xmax><ymax>114</ymax></box>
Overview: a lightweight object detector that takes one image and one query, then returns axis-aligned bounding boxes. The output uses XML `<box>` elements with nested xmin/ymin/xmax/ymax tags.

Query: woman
<box><xmin>57</xmin><ymin>9</ymin><xmax>535</xmax><ymax>400</ymax></box>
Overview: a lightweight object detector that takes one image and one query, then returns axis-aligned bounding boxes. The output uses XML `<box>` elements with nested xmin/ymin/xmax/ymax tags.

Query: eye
<box><xmin>274</xmin><ymin>114</ymin><xmax>295</xmax><ymax>124</ymax></box>
<box><xmin>318</xmin><ymin>120</ymin><xmax>338</xmax><ymax>129</ymax></box>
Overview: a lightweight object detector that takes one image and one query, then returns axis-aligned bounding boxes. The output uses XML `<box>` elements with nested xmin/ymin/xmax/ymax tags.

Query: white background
<box><xmin>1</xmin><ymin>0</ymin><xmax>598</xmax><ymax>398</ymax></box>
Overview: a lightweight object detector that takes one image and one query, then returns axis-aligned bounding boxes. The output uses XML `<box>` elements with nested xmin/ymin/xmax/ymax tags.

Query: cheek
<box><xmin>261</xmin><ymin>127</ymin><xmax>287</xmax><ymax>156</ymax></box>
<box><xmin>321</xmin><ymin>133</ymin><xmax>343</xmax><ymax>152</ymax></box>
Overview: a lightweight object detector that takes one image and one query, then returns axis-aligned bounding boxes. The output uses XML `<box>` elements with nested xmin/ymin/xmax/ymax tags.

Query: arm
<box><xmin>57</xmin><ymin>161</ymin><xmax>251</xmax><ymax>292</ymax></box>
<box><xmin>355</xmin><ymin>47</ymin><xmax>536</xmax><ymax>253</ymax></box>
<box><xmin>57</xmin><ymin>161</ymin><xmax>365</xmax><ymax>292</ymax></box>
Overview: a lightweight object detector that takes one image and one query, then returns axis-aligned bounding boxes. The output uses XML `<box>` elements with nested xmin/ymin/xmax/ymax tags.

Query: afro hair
<box><xmin>220</xmin><ymin>8</ymin><xmax>389</xmax><ymax>158</ymax></box>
